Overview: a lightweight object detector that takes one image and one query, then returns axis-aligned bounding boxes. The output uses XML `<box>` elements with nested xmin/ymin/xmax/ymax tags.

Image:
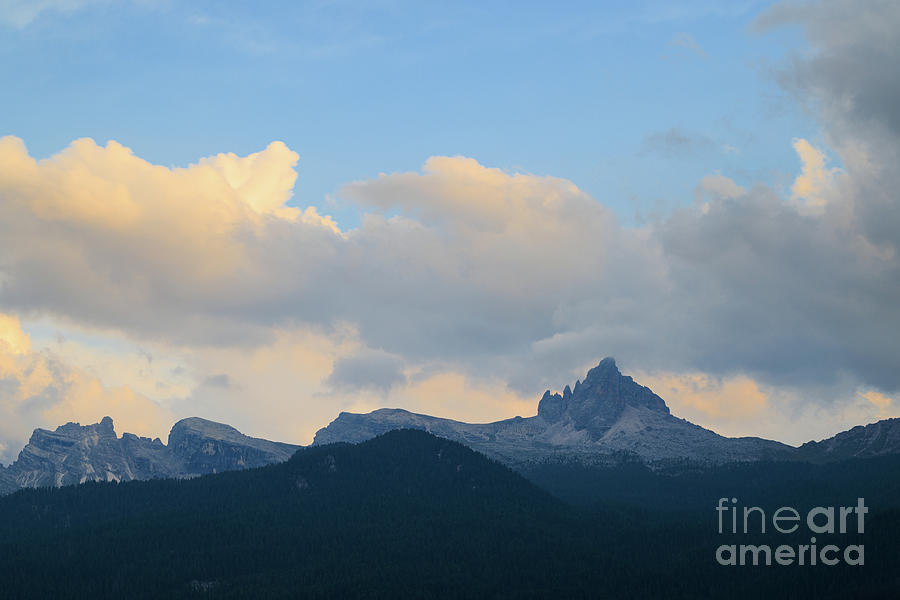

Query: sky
<box><xmin>1</xmin><ymin>0</ymin><xmax>898</xmax><ymax>461</ymax></box>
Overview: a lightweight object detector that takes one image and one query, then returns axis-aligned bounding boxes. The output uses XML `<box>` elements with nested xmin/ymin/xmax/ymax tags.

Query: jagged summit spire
<box><xmin>583</xmin><ymin>357</ymin><xmax>619</xmax><ymax>382</ymax></box>
<box><xmin>537</xmin><ymin>357</ymin><xmax>669</xmax><ymax>428</ymax></box>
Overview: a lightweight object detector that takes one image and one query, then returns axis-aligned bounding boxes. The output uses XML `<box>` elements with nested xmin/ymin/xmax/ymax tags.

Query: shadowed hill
<box><xmin>1</xmin><ymin>429</ymin><xmax>899</xmax><ymax>599</ymax></box>
<box><xmin>314</xmin><ymin>358</ymin><xmax>792</xmax><ymax>467</ymax></box>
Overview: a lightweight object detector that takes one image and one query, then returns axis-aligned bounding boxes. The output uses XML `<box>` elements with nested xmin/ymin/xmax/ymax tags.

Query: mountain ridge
<box><xmin>3</xmin><ymin>357</ymin><xmax>900</xmax><ymax>494</ymax></box>
<box><xmin>1</xmin><ymin>428</ymin><xmax>899</xmax><ymax>598</ymax></box>
<box><xmin>314</xmin><ymin>357</ymin><xmax>793</xmax><ymax>467</ymax></box>
<box><xmin>0</xmin><ymin>416</ymin><xmax>299</xmax><ymax>495</ymax></box>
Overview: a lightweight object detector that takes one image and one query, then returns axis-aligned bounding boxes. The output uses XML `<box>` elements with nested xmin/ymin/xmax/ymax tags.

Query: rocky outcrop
<box><xmin>168</xmin><ymin>417</ymin><xmax>299</xmax><ymax>474</ymax></box>
<box><xmin>0</xmin><ymin>417</ymin><xmax>169</xmax><ymax>491</ymax></box>
<box><xmin>794</xmin><ymin>417</ymin><xmax>900</xmax><ymax>462</ymax></box>
<box><xmin>314</xmin><ymin>357</ymin><xmax>791</xmax><ymax>468</ymax></box>
<box><xmin>538</xmin><ymin>357</ymin><xmax>669</xmax><ymax>434</ymax></box>
<box><xmin>0</xmin><ymin>416</ymin><xmax>300</xmax><ymax>495</ymax></box>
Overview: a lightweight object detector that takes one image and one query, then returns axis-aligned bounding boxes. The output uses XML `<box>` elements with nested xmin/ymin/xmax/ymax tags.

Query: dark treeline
<box><xmin>0</xmin><ymin>430</ymin><xmax>898</xmax><ymax>599</ymax></box>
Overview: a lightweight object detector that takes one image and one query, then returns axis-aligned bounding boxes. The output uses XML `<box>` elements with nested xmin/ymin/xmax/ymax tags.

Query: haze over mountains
<box><xmin>2</xmin><ymin>358</ymin><xmax>899</xmax><ymax>497</ymax></box>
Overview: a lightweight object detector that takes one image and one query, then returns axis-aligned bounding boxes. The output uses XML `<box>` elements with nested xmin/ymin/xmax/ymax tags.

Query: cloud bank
<box><xmin>1</xmin><ymin>0</ymin><xmax>899</xmax><ymax>450</ymax></box>
<box><xmin>0</xmin><ymin>314</ymin><xmax>171</xmax><ymax>464</ymax></box>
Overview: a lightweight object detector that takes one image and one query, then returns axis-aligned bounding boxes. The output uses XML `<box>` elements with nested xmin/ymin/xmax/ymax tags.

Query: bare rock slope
<box><xmin>314</xmin><ymin>358</ymin><xmax>793</xmax><ymax>468</ymax></box>
<box><xmin>4</xmin><ymin>358</ymin><xmax>899</xmax><ymax>494</ymax></box>
<box><xmin>794</xmin><ymin>417</ymin><xmax>900</xmax><ymax>462</ymax></box>
<box><xmin>0</xmin><ymin>417</ymin><xmax>299</xmax><ymax>495</ymax></box>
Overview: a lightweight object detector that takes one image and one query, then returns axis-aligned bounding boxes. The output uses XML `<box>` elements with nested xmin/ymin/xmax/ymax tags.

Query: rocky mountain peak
<box><xmin>583</xmin><ymin>357</ymin><xmax>620</xmax><ymax>383</ymax></box>
<box><xmin>538</xmin><ymin>357</ymin><xmax>670</xmax><ymax>430</ymax></box>
<box><xmin>168</xmin><ymin>417</ymin><xmax>299</xmax><ymax>475</ymax></box>
<box><xmin>1</xmin><ymin>416</ymin><xmax>301</xmax><ymax>496</ymax></box>
<box><xmin>168</xmin><ymin>417</ymin><xmax>246</xmax><ymax>446</ymax></box>
<box><xmin>51</xmin><ymin>415</ymin><xmax>117</xmax><ymax>440</ymax></box>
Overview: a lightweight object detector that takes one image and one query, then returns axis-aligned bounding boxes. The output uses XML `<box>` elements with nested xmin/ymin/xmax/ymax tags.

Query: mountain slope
<box><xmin>0</xmin><ymin>430</ymin><xmax>598</xmax><ymax>599</ymax></box>
<box><xmin>168</xmin><ymin>417</ymin><xmax>299</xmax><ymax>474</ymax></box>
<box><xmin>0</xmin><ymin>429</ymin><xmax>898</xmax><ymax>599</ymax></box>
<box><xmin>315</xmin><ymin>357</ymin><xmax>791</xmax><ymax>467</ymax></box>
<box><xmin>795</xmin><ymin>417</ymin><xmax>900</xmax><ymax>462</ymax></box>
<box><xmin>0</xmin><ymin>416</ymin><xmax>298</xmax><ymax>495</ymax></box>
<box><xmin>4</xmin><ymin>358</ymin><xmax>899</xmax><ymax>497</ymax></box>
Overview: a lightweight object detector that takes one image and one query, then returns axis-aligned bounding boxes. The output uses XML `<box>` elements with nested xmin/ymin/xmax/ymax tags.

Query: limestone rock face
<box><xmin>537</xmin><ymin>357</ymin><xmax>669</xmax><ymax>435</ymax></box>
<box><xmin>168</xmin><ymin>417</ymin><xmax>299</xmax><ymax>474</ymax></box>
<box><xmin>0</xmin><ymin>417</ymin><xmax>166</xmax><ymax>491</ymax></box>
<box><xmin>0</xmin><ymin>416</ymin><xmax>299</xmax><ymax>495</ymax></box>
<box><xmin>315</xmin><ymin>357</ymin><xmax>792</xmax><ymax>468</ymax></box>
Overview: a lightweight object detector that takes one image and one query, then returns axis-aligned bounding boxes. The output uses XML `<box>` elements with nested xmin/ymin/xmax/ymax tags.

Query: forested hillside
<box><xmin>0</xmin><ymin>430</ymin><xmax>898</xmax><ymax>599</ymax></box>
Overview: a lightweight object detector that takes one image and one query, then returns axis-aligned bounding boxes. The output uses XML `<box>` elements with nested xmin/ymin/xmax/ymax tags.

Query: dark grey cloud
<box><xmin>757</xmin><ymin>0</ymin><xmax>900</xmax><ymax>253</ymax></box>
<box><xmin>325</xmin><ymin>350</ymin><xmax>406</xmax><ymax>393</ymax></box>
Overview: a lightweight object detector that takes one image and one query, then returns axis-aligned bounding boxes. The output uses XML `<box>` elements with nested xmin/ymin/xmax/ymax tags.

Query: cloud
<box><xmin>166</xmin><ymin>326</ymin><xmax>533</xmax><ymax>445</ymax></box>
<box><xmin>0</xmin><ymin>0</ymin><xmax>107</xmax><ymax>28</ymax></box>
<box><xmin>638</xmin><ymin>371</ymin><xmax>769</xmax><ymax>420</ymax></box>
<box><xmin>198</xmin><ymin>141</ymin><xmax>301</xmax><ymax>218</ymax></box>
<box><xmin>202</xmin><ymin>374</ymin><xmax>233</xmax><ymax>388</ymax></box>
<box><xmin>0</xmin><ymin>135</ymin><xmax>340</xmax><ymax>346</ymax></box>
<box><xmin>326</xmin><ymin>349</ymin><xmax>407</xmax><ymax>393</ymax></box>
<box><xmin>789</xmin><ymin>138</ymin><xmax>839</xmax><ymax>210</ymax></box>
<box><xmin>0</xmin><ymin>314</ymin><xmax>31</xmax><ymax>355</ymax></box>
<box><xmin>757</xmin><ymin>0</ymin><xmax>900</xmax><ymax>254</ymax></box>
<box><xmin>0</xmin><ymin>313</ymin><xmax>171</xmax><ymax>464</ymax></box>
<box><xmin>5</xmin><ymin>0</ymin><xmax>900</xmax><ymax>448</ymax></box>
<box><xmin>667</xmin><ymin>32</ymin><xmax>706</xmax><ymax>57</ymax></box>
<box><xmin>697</xmin><ymin>174</ymin><xmax>746</xmax><ymax>201</ymax></box>
<box><xmin>638</xmin><ymin>368</ymin><xmax>895</xmax><ymax>445</ymax></box>
<box><xmin>2</xmin><ymin>127</ymin><xmax>899</xmax><ymax>412</ymax></box>
<box><xmin>640</xmin><ymin>127</ymin><xmax>717</xmax><ymax>158</ymax></box>
<box><xmin>756</xmin><ymin>0</ymin><xmax>900</xmax><ymax>140</ymax></box>
<box><xmin>859</xmin><ymin>390</ymin><xmax>894</xmax><ymax>418</ymax></box>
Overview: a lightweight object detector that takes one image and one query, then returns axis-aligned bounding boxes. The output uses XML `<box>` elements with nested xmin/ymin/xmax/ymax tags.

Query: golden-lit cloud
<box><xmin>198</xmin><ymin>141</ymin><xmax>301</xmax><ymax>219</ymax></box>
<box><xmin>343</xmin><ymin>155</ymin><xmax>607</xmax><ymax>235</ymax></box>
<box><xmin>0</xmin><ymin>314</ymin><xmax>171</xmax><ymax>463</ymax></box>
<box><xmin>335</xmin><ymin>370</ymin><xmax>535</xmax><ymax>428</ymax></box>
<box><xmin>1</xmin><ymin>130</ymin><xmax>900</xmax><ymax>452</ymax></box>
<box><xmin>0</xmin><ymin>314</ymin><xmax>31</xmax><ymax>355</ymax></box>
<box><xmin>171</xmin><ymin>324</ymin><xmax>534</xmax><ymax>445</ymax></box>
<box><xmin>859</xmin><ymin>390</ymin><xmax>894</xmax><ymax>417</ymax></box>
<box><xmin>398</xmin><ymin>371</ymin><xmax>535</xmax><ymax>424</ymax></box>
<box><xmin>790</xmin><ymin>138</ymin><xmax>839</xmax><ymax>210</ymax></box>
<box><xmin>638</xmin><ymin>371</ymin><xmax>769</xmax><ymax>421</ymax></box>
<box><xmin>0</xmin><ymin>135</ymin><xmax>342</xmax><ymax>344</ymax></box>
<box><xmin>633</xmin><ymin>368</ymin><xmax>900</xmax><ymax>445</ymax></box>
